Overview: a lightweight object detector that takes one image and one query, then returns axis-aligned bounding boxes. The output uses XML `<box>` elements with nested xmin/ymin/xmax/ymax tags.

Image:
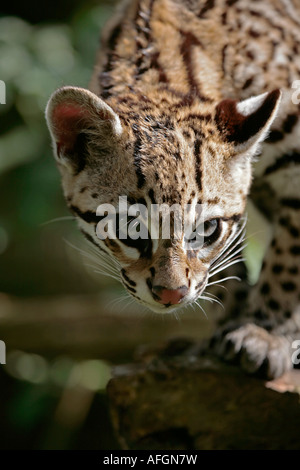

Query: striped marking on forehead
<box><xmin>132</xmin><ymin>123</ymin><xmax>146</xmax><ymax>189</ymax></box>
<box><xmin>194</xmin><ymin>139</ymin><xmax>202</xmax><ymax>193</ymax></box>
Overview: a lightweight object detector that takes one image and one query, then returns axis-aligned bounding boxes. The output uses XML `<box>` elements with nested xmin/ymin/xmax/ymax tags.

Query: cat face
<box><xmin>46</xmin><ymin>86</ymin><xmax>280</xmax><ymax>312</ymax></box>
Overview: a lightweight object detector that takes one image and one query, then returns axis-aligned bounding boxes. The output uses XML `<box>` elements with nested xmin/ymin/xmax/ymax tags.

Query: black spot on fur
<box><xmin>235</xmin><ymin>289</ymin><xmax>248</xmax><ymax>301</ymax></box>
<box><xmin>150</xmin><ymin>267</ymin><xmax>155</xmax><ymax>277</ymax></box>
<box><xmin>242</xmin><ymin>77</ymin><xmax>253</xmax><ymax>90</ymax></box>
<box><xmin>146</xmin><ymin>277</ymin><xmax>152</xmax><ymax>292</ymax></box>
<box><xmin>180</xmin><ymin>31</ymin><xmax>210</xmax><ymax>100</ymax></box>
<box><xmin>265</xmin><ymin>130</ymin><xmax>284</xmax><ymax>143</ymax></box>
<box><xmin>280</xmin><ymin>198</ymin><xmax>300</xmax><ymax>210</ymax></box>
<box><xmin>279</xmin><ymin>216</ymin><xmax>289</xmax><ymax>226</ymax></box>
<box><xmin>148</xmin><ymin>188</ymin><xmax>156</xmax><ymax>204</ymax></box>
<box><xmin>290</xmin><ymin>226</ymin><xmax>300</xmax><ymax>238</ymax></box>
<box><xmin>125</xmin><ymin>284</ymin><xmax>137</xmax><ymax>294</ymax></box>
<box><xmin>132</xmin><ymin>125</ymin><xmax>146</xmax><ymax>189</ymax></box>
<box><xmin>289</xmin><ymin>266</ymin><xmax>298</xmax><ymax>275</ymax></box>
<box><xmin>264</xmin><ymin>152</ymin><xmax>300</xmax><ymax>176</ymax></box>
<box><xmin>260</xmin><ymin>282</ymin><xmax>270</xmax><ymax>295</ymax></box>
<box><xmin>272</xmin><ymin>264</ymin><xmax>284</xmax><ymax>274</ymax></box>
<box><xmin>137</xmin><ymin>197</ymin><xmax>147</xmax><ymax>206</ymax></box>
<box><xmin>290</xmin><ymin>245</ymin><xmax>300</xmax><ymax>255</ymax></box>
<box><xmin>121</xmin><ymin>268</ymin><xmax>137</xmax><ymax>287</ymax></box>
<box><xmin>70</xmin><ymin>205</ymin><xmax>99</xmax><ymax>224</ymax></box>
<box><xmin>194</xmin><ymin>139</ymin><xmax>202</xmax><ymax>191</ymax></box>
<box><xmin>198</xmin><ymin>0</ymin><xmax>215</xmax><ymax>18</ymax></box>
<box><xmin>283</xmin><ymin>114</ymin><xmax>298</xmax><ymax>133</ymax></box>
<box><xmin>222</xmin><ymin>214</ymin><xmax>242</xmax><ymax>223</ymax></box>
<box><xmin>253</xmin><ymin>309</ymin><xmax>269</xmax><ymax>321</ymax></box>
<box><xmin>80</xmin><ymin>229</ymin><xmax>107</xmax><ymax>253</ymax></box>
<box><xmin>281</xmin><ymin>281</ymin><xmax>296</xmax><ymax>292</ymax></box>
<box><xmin>268</xmin><ymin>299</ymin><xmax>280</xmax><ymax>310</ymax></box>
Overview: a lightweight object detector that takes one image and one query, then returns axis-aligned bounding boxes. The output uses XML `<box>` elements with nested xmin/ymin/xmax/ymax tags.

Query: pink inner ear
<box><xmin>51</xmin><ymin>103</ymin><xmax>90</xmax><ymax>153</ymax></box>
<box><xmin>52</xmin><ymin>103</ymin><xmax>89</xmax><ymax>136</ymax></box>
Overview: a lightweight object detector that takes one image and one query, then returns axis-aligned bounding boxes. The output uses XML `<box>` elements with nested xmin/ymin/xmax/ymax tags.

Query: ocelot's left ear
<box><xmin>215</xmin><ymin>89</ymin><xmax>282</xmax><ymax>155</ymax></box>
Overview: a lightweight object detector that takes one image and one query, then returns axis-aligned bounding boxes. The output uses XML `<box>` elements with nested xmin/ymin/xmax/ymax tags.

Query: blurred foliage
<box><xmin>0</xmin><ymin>354</ymin><xmax>118</xmax><ymax>449</ymax></box>
<box><xmin>0</xmin><ymin>3</ymin><xmax>122</xmax><ymax>450</ymax></box>
<box><xmin>0</xmin><ymin>2</ymin><xmax>121</xmax><ymax>297</ymax></box>
<box><xmin>0</xmin><ymin>7</ymin><xmax>113</xmax><ymax>172</ymax></box>
<box><xmin>0</xmin><ymin>0</ymin><xmax>107</xmax><ymax>24</ymax></box>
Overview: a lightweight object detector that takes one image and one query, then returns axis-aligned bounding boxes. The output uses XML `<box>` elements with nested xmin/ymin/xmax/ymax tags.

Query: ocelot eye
<box><xmin>116</xmin><ymin>214</ymin><xmax>152</xmax><ymax>257</ymax></box>
<box><xmin>185</xmin><ymin>218</ymin><xmax>221</xmax><ymax>248</ymax></box>
<box><xmin>203</xmin><ymin>219</ymin><xmax>218</xmax><ymax>237</ymax></box>
<box><xmin>202</xmin><ymin>218</ymin><xmax>221</xmax><ymax>246</ymax></box>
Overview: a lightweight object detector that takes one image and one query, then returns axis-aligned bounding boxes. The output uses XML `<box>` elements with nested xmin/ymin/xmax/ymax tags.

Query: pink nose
<box><xmin>152</xmin><ymin>285</ymin><xmax>188</xmax><ymax>305</ymax></box>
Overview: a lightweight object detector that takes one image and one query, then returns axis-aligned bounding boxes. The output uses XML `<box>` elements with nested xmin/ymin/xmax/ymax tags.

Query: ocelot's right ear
<box><xmin>45</xmin><ymin>86</ymin><xmax>122</xmax><ymax>173</ymax></box>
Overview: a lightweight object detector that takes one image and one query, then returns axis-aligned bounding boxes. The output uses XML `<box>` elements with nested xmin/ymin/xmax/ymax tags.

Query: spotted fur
<box><xmin>46</xmin><ymin>0</ymin><xmax>300</xmax><ymax>378</ymax></box>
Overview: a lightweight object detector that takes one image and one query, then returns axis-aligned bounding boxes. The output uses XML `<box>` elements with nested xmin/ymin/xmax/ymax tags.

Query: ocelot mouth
<box><xmin>140</xmin><ymin>291</ymin><xmax>201</xmax><ymax>314</ymax></box>
<box><xmin>143</xmin><ymin>301</ymin><xmax>187</xmax><ymax>314</ymax></box>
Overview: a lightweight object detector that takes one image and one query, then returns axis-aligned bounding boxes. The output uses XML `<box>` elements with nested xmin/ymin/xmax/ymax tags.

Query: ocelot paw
<box><xmin>212</xmin><ymin>323</ymin><xmax>292</xmax><ymax>379</ymax></box>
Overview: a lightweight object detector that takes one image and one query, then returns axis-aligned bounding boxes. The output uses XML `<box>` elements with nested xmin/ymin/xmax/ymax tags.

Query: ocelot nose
<box><xmin>152</xmin><ymin>285</ymin><xmax>188</xmax><ymax>305</ymax></box>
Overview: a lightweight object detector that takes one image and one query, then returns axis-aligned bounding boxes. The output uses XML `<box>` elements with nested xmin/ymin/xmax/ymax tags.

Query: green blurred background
<box><xmin>0</xmin><ymin>0</ymin><xmax>126</xmax><ymax>450</ymax></box>
<box><xmin>0</xmin><ymin>0</ymin><xmax>118</xmax><ymax>298</ymax></box>
<box><xmin>0</xmin><ymin>0</ymin><xmax>269</xmax><ymax>449</ymax></box>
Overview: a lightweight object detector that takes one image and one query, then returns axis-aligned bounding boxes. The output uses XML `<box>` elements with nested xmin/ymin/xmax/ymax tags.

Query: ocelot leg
<box><xmin>214</xmin><ymin>205</ymin><xmax>300</xmax><ymax>378</ymax></box>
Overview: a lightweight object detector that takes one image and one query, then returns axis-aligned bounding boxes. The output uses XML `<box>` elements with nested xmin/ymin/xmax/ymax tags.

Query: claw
<box><xmin>211</xmin><ymin>323</ymin><xmax>293</xmax><ymax>379</ymax></box>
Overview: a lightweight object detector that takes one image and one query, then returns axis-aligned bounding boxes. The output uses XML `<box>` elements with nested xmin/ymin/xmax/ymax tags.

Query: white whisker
<box><xmin>64</xmin><ymin>238</ymin><xmax>121</xmax><ymax>282</ymax></box>
<box><xmin>210</xmin><ymin>217</ymin><xmax>247</xmax><ymax>268</ymax></box>
<box><xmin>199</xmin><ymin>295</ymin><xmax>224</xmax><ymax>310</ymax></box>
<box><xmin>86</xmin><ymin>265</ymin><xmax>120</xmax><ymax>281</ymax></box>
<box><xmin>40</xmin><ymin>216</ymin><xmax>76</xmax><ymax>226</ymax></box>
<box><xmin>86</xmin><ymin>243</ymin><xmax>120</xmax><ymax>271</ymax></box>
<box><xmin>173</xmin><ymin>311</ymin><xmax>181</xmax><ymax>321</ymax></box>
<box><xmin>206</xmin><ymin>275</ymin><xmax>241</xmax><ymax>287</ymax></box>
<box><xmin>105</xmin><ymin>290</ymin><xmax>132</xmax><ymax>309</ymax></box>
<box><xmin>209</xmin><ymin>257</ymin><xmax>245</xmax><ymax>278</ymax></box>
<box><xmin>209</xmin><ymin>243</ymin><xmax>247</xmax><ymax>274</ymax></box>
<box><xmin>202</xmin><ymin>291</ymin><xmax>222</xmax><ymax>300</ymax></box>
<box><xmin>195</xmin><ymin>300</ymin><xmax>208</xmax><ymax>319</ymax></box>
<box><xmin>207</xmin><ymin>283</ymin><xmax>228</xmax><ymax>291</ymax></box>
<box><xmin>87</xmin><ymin>254</ymin><xmax>119</xmax><ymax>274</ymax></box>
<box><xmin>211</xmin><ymin>230</ymin><xmax>246</xmax><ymax>270</ymax></box>
<box><xmin>119</xmin><ymin>296</ymin><xmax>137</xmax><ymax>312</ymax></box>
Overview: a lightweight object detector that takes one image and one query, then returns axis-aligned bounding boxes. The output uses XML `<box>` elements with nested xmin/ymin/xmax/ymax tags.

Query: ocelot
<box><xmin>46</xmin><ymin>0</ymin><xmax>300</xmax><ymax>378</ymax></box>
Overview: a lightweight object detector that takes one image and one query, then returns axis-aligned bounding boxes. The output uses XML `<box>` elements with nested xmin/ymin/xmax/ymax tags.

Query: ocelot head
<box><xmin>46</xmin><ymin>86</ymin><xmax>281</xmax><ymax>313</ymax></box>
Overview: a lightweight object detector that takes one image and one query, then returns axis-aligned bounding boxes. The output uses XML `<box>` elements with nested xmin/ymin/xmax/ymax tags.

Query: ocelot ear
<box><xmin>46</xmin><ymin>86</ymin><xmax>122</xmax><ymax>172</ymax></box>
<box><xmin>215</xmin><ymin>89</ymin><xmax>282</xmax><ymax>155</ymax></box>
